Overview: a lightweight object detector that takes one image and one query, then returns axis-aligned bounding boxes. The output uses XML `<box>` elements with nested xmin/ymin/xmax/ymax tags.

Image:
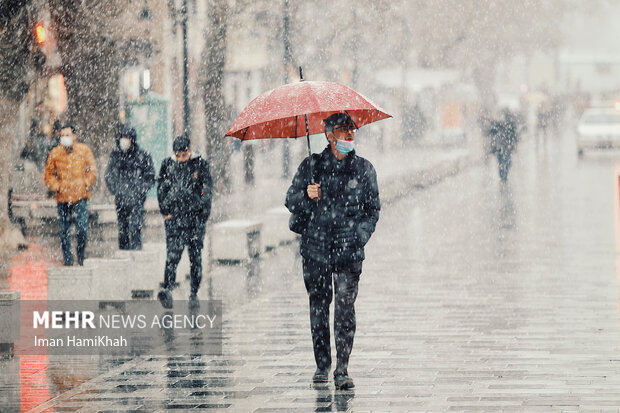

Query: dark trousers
<box><xmin>57</xmin><ymin>199</ymin><xmax>88</xmax><ymax>266</ymax></box>
<box><xmin>302</xmin><ymin>257</ymin><xmax>362</xmax><ymax>377</ymax></box>
<box><xmin>163</xmin><ymin>220</ymin><xmax>206</xmax><ymax>294</ymax></box>
<box><xmin>496</xmin><ymin>150</ymin><xmax>513</xmax><ymax>181</ymax></box>
<box><xmin>116</xmin><ymin>203</ymin><xmax>145</xmax><ymax>250</ymax></box>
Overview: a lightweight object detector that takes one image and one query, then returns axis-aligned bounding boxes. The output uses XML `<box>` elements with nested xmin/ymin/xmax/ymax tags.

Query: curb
<box><xmin>380</xmin><ymin>152</ymin><xmax>480</xmax><ymax>204</ymax></box>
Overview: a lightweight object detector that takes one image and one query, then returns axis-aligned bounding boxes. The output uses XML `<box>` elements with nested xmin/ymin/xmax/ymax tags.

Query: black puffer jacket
<box><xmin>286</xmin><ymin>146</ymin><xmax>380</xmax><ymax>265</ymax></box>
<box><xmin>157</xmin><ymin>154</ymin><xmax>212</xmax><ymax>227</ymax></box>
<box><xmin>105</xmin><ymin>133</ymin><xmax>155</xmax><ymax>207</ymax></box>
<box><xmin>487</xmin><ymin>111</ymin><xmax>520</xmax><ymax>155</ymax></box>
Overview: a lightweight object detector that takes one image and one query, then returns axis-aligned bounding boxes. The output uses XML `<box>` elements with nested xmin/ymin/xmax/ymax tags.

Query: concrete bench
<box><xmin>11</xmin><ymin>200</ymin><xmax>116</xmax><ymax>220</ymax></box>
<box><xmin>211</xmin><ymin>220</ymin><xmax>262</xmax><ymax>263</ymax></box>
<box><xmin>83</xmin><ymin>257</ymin><xmax>132</xmax><ymax>301</ymax></box>
<box><xmin>0</xmin><ymin>291</ymin><xmax>20</xmax><ymax>358</ymax></box>
<box><xmin>11</xmin><ymin>199</ymin><xmax>57</xmax><ymax>219</ymax></box>
<box><xmin>47</xmin><ymin>266</ymin><xmax>95</xmax><ymax>302</ymax></box>
<box><xmin>114</xmin><ymin>250</ymin><xmax>160</xmax><ymax>298</ymax></box>
<box><xmin>262</xmin><ymin>206</ymin><xmax>296</xmax><ymax>250</ymax></box>
<box><xmin>89</xmin><ymin>204</ymin><xmax>117</xmax><ymax>224</ymax></box>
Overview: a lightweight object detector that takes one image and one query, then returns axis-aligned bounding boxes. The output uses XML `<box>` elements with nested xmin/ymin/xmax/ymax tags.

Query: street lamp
<box><xmin>181</xmin><ymin>0</ymin><xmax>190</xmax><ymax>138</ymax></box>
<box><xmin>281</xmin><ymin>0</ymin><xmax>292</xmax><ymax>179</ymax></box>
<box><xmin>171</xmin><ymin>0</ymin><xmax>190</xmax><ymax>139</ymax></box>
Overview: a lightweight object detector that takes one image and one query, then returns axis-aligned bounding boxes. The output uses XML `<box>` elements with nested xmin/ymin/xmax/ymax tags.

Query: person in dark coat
<box><xmin>105</xmin><ymin>125</ymin><xmax>155</xmax><ymax>250</ymax></box>
<box><xmin>157</xmin><ymin>135</ymin><xmax>212</xmax><ymax>307</ymax></box>
<box><xmin>46</xmin><ymin>120</ymin><xmax>62</xmax><ymax>160</ymax></box>
<box><xmin>285</xmin><ymin>112</ymin><xmax>380</xmax><ymax>390</ymax></box>
<box><xmin>487</xmin><ymin>109</ymin><xmax>520</xmax><ymax>181</ymax></box>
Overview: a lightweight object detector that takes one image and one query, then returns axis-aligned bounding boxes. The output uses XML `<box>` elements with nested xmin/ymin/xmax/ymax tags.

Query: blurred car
<box><xmin>576</xmin><ymin>107</ymin><xmax>620</xmax><ymax>155</ymax></box>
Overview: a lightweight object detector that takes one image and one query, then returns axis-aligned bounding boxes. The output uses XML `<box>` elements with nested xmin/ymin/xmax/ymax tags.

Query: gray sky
<box><xmin>563</xmin><ymin>0</ymin><xmax>620</xmax><ymax>56</ymax></box>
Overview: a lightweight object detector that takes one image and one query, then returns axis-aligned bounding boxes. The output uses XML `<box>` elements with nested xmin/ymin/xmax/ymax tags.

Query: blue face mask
<box><xmin>335</xmin><ymin>139</ymin><xmax>354</xmax><ymax>155</ymax></box>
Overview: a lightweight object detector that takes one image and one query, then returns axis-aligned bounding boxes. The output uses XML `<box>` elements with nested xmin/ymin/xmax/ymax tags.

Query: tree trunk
<box><xmin>202</xmin><ymin>0</ymin><xmax>230</xmax><ymax>195</ymax></box>
<box><xmin>0</xmin><ymin>98</ymin><xmax>27</xmax><ymax>251</ymax></box>
<box><xmin>61</xmin><ymin>42</ymin><xmax>120</xmax><ymax>158</ymax></box>
<box><xmin>280</xmin><ymin>0</ymin><xmax>293</xmax><ymax>179</ymax></box>
<box><xmin>50</xmin><ymin>1</ymin><xmax>121</xmax><ymax>160</ymax></box>
<box><xmin>243</xmin><ymin>145</ymin><xmax>255</xmax><ymax>185</ymax></box>
<box><xmin>0</xmin><ymin>2</ymin><xmax>35</xmax><ymax>252</ymax></box>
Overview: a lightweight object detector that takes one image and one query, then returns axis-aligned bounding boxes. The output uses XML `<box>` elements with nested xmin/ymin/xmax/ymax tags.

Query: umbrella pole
<box><xmin>304</xmin><ymin>113</ymin><xmax>314</xmax><ymax>183</ymax></box>
<box><xmin>299</xmin><ymin>67</ymin><xmax>314</xmax><ymax>184</ymax></box>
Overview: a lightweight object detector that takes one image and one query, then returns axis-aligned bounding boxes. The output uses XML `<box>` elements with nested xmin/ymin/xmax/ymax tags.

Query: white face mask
<box><xmin>119</xmin><ymin>137</ymin><xmax>132</xmax><ymax>151</ymax></box>
<box><xmin>60</xmin><ymin>136</ymin><xmax>73</xmax><ymax>147</ymax></box>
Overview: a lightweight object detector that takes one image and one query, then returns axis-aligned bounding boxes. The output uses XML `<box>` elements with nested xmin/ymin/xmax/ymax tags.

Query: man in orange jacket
<box><xmin>44</xmin><ymin>125</ymin><xmax>97</xmax><ymax>266</ymax></box>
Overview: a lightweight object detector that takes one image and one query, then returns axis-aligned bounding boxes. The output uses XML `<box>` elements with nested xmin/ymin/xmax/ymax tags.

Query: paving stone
<box><xmin>7</xmin><ymin>139</ymin><xmax>620</xmax><ymax>411</ymax></box>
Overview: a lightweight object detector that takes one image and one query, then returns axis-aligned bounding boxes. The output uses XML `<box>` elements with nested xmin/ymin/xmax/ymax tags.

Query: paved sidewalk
<box><xmin>30</xmin><ymin>222</ymin><xmax>620</xmax><ymax>413</ymax></box>
<box><xmin>2</xmin><ymin>141</ymin><xmax>478</xmax><ymax>412</ymax></box>
<box><xmin>8</xmin><ymin>129</ymin><xmax>620</xmax><ymax>412</ymax></box>
<box><xmin>28</xmin><ymin>135</ymin><xmax>620</xmax><ymax>413</ymax></box>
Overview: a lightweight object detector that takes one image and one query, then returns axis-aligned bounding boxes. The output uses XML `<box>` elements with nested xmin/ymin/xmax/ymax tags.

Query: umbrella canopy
<box><xmin>225</xmin><ymin>81</ymin><xmax>391</xmax><ymax>140</ymax></box>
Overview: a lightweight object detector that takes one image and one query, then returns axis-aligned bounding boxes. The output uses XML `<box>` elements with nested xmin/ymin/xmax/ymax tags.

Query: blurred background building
<box><xmin>5</xmin><ymin>0</ymin><xmax>620</xmax><ymax>205</ymax></box>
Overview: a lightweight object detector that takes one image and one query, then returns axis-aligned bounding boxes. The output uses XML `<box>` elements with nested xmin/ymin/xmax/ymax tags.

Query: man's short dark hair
<box><xmin>324</xmin><ymin>112</ymin><xmax>357</xmax><ymax>134</ymax></box>
<box><xmin>116</xmin><ymin>125</ymin><xmax>137</xmax><ymax>142</ymax></box>
<box><xmin>173</xmin><ymin>134</ymin><xmax>191</xmax><ymax>152</ymax></box>
<box><xmin>61</xmin><ymin>124</ymin><xmax>76</xmax><ymax>134</ymax></box>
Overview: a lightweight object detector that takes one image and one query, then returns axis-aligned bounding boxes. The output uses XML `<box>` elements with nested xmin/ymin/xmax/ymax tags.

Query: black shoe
<box><xmin>334</xmin><ymin>375</ymin><xmax>354</xmax><ymax>390</ymax></box>
<box><xmin>189</xmin><ymin>292</ymin><xmax>199</xmax><ymax>307</ymax></box>
<box><xmin>312</xmin><ymin>367</ymin><xmax>329</xmax><ymax>383</ymax></box>
<box><xmin>157</xmin><ymin>289</ymin><xmax>173</xmax><ymax>309</ymax></box>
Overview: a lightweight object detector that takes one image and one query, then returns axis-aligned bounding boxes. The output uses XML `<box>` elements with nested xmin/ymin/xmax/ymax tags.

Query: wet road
<box><xmin>4</xmin><ymin>127</ymin><xmax>620</xmax><ymax>412</ymax></box>
<box><xmin>359</xmin><ymin>131</ymin><xmax>620</xmax><ymax>411</ymax></box>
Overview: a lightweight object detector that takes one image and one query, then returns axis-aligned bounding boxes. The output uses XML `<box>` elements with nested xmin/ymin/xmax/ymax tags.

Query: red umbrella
<box><xmin>225</xmin><ymin>80</ymin><xmax>391</xmax><ymax>141</ymax></box>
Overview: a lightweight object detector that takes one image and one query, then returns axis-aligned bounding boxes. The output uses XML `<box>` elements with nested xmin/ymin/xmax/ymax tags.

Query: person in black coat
<box><xmin>105</xmin><ymin>125</ymin><xmax>155</xmax><ymax>250</ymax></box>
<box><xmin>285</xmin><ymin>112</ymin><xmax>380</xmax><ymax>390</ymax></box>
<box><xmin>487</xmin><ymin>109</ymin><xmax>520</xmax><ymax>181</ymax></box>
<box><xmin>157</xmin><ymin>135</ymin><xmax>212</xmax><ymax>306</ymax></box>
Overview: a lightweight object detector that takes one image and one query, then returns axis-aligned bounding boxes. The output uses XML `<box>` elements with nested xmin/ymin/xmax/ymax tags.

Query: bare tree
<box><xmin>404</xmin><ymin>0</ymin><xmax>565</xmax><ymax>108</ymax></box>
<box><xmin>49</xmin><ymin>0</ymin><xmax>124</xmax><ymax>159</ymax></box>
<box><xmin>201</xmin><ymin>0</ymin><xmax>230</xmax><ymax>195</ymax></box>
<box><xmin>291</xmin><ymin>0</ymin><xmax>566</xmax><ymax>109</ymax></box>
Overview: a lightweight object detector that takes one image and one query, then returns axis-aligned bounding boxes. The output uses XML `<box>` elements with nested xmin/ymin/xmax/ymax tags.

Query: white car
<box><xmin>577</xmin><ymin>108</ymin><xmax>620</xmax><ymax>155</ymax></box>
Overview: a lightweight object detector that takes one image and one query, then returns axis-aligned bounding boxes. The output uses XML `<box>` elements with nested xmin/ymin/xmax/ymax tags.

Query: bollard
<box><xmin>114</xmin><ymin>250</ymin><xmax>160</xmax><ymax>298</ymax></box>
<box><xmin>83</xmin><ymin>257</ymin><xmax>132</xmax><ymax>302</ymax></box>
<box><xmin>48</xmin><ymin>266</ymin><xmax>94</xmax><ymax>301</ymax></box>
<box><xmin>142</xmin><ymin>243</ymin><xmax>168</xmax><ymax>273</ymax></box>
<box><xmin>263</xmin><ymin>206</ymin><xmax>296</xmax><ymax>250</ymax></box>
<box><xmin>0</xmin><ymin>290</ymin><xmax>20</xmax><ymax>358</ymax></box>
<box><xmin>211</xmin><ymin>220</ymin><xmax>263</xmax><ymax>264</ymax></box>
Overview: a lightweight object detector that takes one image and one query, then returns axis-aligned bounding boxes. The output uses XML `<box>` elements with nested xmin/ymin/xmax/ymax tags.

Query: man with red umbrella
<box><xmin>285</xmin><ymin>112</ymin><xmax>381</xmax><ymax>390</ymax></box>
